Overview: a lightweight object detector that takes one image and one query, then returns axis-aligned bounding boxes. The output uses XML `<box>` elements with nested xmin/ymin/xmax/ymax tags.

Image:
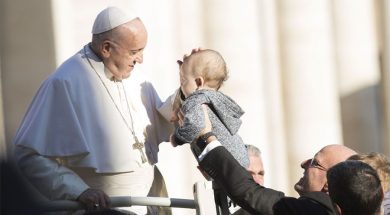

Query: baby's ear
<box><xmin>195</xmin><ymin>77</ymin><xmax>205</xmax><ymax>88</ymax></box>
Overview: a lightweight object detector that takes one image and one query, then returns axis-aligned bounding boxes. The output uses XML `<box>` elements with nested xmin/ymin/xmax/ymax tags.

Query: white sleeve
<box><xmin>14</xmin><ymin>146</ymin><xmax>89</xmax><ymax>200</ymax></box>
<box><xmin>198</xmin><ymin>140</ymin><xmax>222</xmax><ymax>161</ymax></box>
<box><xmin>157</xmin><ymin>88</ymin><xmax>181</xmax><ymax>123</ymax></box>
<box><xmin>157</xmin><ymin>93</ymin><xmax>174</xmax><ymax>122</ymax></box>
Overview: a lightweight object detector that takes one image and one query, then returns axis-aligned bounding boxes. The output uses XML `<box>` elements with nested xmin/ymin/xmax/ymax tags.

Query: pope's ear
<box><xmin>100</xmin><ymin>41</ymin><xmax>112</xmax><ymax>58</ymax></box>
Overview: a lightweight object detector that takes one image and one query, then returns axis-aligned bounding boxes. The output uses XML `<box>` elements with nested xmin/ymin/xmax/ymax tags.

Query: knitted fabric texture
<box><xmin>174</xmin><ymin>89</ymin><xmax>249</xmax><ymax>168</ymax></box>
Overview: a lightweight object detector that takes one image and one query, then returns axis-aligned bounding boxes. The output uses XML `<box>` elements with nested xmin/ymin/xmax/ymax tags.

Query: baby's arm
<box><xmin>174</xmin><ymin>98</ymin><xmax>206</xmax><ymax>144</ymax></box>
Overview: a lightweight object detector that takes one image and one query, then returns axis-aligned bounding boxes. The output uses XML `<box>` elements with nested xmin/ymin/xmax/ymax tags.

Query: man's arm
<box><xmin>191</xmin><ymin>105</ymin><xmax>283</xmax><ymax>214</ymax></box>
<box><xmin>194</xmin><ymin>105</ymin><xmax>334</xmax><ymax>215</ymax></box>
<box><xmin>198</xmin><ymin>145</ymin><xmax>284</xmax><ymax>215</ymax></box>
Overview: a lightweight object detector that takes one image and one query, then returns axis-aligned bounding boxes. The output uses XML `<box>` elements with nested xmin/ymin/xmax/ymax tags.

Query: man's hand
<box><xmin>77</xmin><ymin>188</ymin><xmax>110</xmax><ymax>212</ymax></box>
<box><xmin>199</xmin><ymin>104</ymin><xmax>212</xmax><ymax>136</ymax></box>
<box><xmin>191</xmin><ymin>47</ymin><xmax>203</xmax><ymax>54</ymax></box>
<box><xmin>190</xmin><ymin>104</ymin><xmax>214</xmax><ymax>157</ymax></box>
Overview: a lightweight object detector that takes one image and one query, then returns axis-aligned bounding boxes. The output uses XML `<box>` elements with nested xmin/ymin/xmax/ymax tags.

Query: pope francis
<box><xmin>13</xmin><ymin>7</ymin><xmax>174</xmax><ymax>215</ymax></box>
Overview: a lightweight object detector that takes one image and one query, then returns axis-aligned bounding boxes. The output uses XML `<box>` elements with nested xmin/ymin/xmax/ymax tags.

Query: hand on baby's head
<box><xmin>191</xmin><ymin>47</ymin><xmax>203</xmax><ymax>54</ymax></box>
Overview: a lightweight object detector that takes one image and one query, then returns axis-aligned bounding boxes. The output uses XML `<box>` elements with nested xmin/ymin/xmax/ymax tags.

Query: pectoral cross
<box><xmin>133</xmin><ymin>136</ymin><xmax>147</xmax><ymax>163</ymax></box>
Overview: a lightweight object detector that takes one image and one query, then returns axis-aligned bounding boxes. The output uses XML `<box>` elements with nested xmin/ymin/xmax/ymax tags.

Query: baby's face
<box><xmin>178</xmin><ymin>55</ymin><xmax>198</xmax><ymax>98</ymax></box>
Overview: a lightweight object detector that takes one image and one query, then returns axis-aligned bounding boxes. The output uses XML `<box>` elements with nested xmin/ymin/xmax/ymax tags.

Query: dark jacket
<box><xmin>199</xmin><ymin>146</ymin><xmax>336</xmax><ymax>215</ymax></box>
<box><xmin>232</xmin><ymin>207</ymin><xmax>252</xmax><ymax>215</ymax></box>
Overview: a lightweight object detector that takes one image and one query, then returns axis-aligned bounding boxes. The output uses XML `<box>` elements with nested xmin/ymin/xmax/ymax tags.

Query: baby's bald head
<box><xmin>189</xmin><ymin>49</ymin><xmax>228</xmax><ymax>90</ymax></box>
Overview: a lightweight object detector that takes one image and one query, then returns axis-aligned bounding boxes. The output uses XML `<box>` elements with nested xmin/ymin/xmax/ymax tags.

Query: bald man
<box><xmin>294</xmin><ymin>144</ymin><xmax>357</xmax><ymax>196</ymax></box>
<box><xmin>13</xmin><ymin>7</ymin><xmax>173</xmax><ymax>215</ymax></box>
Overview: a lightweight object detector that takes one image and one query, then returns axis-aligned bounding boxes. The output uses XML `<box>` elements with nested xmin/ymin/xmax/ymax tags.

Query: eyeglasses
<box><xmin>308</xmin><ymin>158</ymin><xmax>328</xmax><ymax>171</ymax></box>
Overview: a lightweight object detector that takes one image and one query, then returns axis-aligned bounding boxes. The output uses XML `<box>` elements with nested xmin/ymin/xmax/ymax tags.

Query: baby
<box><xmin>171</xmin><ymin>49</ymin><xmax>249</xmax><ymax>168</ymax></box>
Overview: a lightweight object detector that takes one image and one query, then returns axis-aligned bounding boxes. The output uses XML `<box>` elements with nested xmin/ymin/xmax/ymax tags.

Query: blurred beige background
<box><xmin>1</xmin><ymin>0</ymin><xmax>390</xmax><ymax>214</ymax></box>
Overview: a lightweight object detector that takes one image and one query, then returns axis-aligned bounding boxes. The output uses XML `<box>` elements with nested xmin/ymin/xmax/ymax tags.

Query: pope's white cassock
<box><xmin>12</xmin><ymin>43</ymin><xmax>174</xmax><ymax>214</ymax></box>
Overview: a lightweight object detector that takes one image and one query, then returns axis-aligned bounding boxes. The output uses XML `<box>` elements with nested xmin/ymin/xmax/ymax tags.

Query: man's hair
<box><xmin>349</xmin><ymin>152</ymin><xmax>390</xmax><ymax>192</ymax></box>
<box><xmin>327</xmin><ymin>160</ymin><xmax>383</xmax><ymax>215</ymax></box>
<box><xmin>246</xmin><ymin>144</ymin><xmax>261</xmax><ymax>158</ymax></box>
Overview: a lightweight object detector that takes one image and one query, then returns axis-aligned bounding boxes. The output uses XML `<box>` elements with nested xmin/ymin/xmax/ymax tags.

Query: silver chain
<box><xmin>83</xmin><ymin>46</ymin><xmax>139</xmax><ymax>142</ymax></box>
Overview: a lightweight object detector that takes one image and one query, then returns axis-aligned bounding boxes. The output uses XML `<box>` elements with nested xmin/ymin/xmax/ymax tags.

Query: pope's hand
<box><xmin>77</xmin><ymin>188</ymin><xmax>110</xmax><ymax>212</ymax></box>
<box><xmin>191</xmin><ymin>47</ymin><xmax>203</xmax><ymax>54</ymax></box>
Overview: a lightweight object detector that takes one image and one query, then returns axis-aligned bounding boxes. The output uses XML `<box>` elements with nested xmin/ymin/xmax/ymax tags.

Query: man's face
<box><xmin>247</xmin><ymin>155</ymin><xmax>265</xmax><ymax>186</ymax></box>
<box><xmin>294</xmin><ymin>153</ymin><xmax>329</xmax><ymax>196</ymax></box>
<box><xmin>103</xmin><ymin>19</ymin><xmax>147</xmax><ymax>80</ymax></box>
<box><xmin>294</xmin><ymin>145</ymin><xmax>357</xmax><ymax>196</ymax></box>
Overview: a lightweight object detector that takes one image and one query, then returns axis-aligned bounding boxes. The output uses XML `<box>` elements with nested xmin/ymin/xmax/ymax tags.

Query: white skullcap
<box><xmin>92</xmin><ymin>7</ymin><xmax>137</xmax><ymax>34</ymax></box>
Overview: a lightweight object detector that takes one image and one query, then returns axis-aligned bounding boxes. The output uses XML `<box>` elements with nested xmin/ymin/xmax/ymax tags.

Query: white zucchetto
<box><xmin>92</xmin><ymin>7</ymin><xmax>137</xmax><ymax>34</ymax></box>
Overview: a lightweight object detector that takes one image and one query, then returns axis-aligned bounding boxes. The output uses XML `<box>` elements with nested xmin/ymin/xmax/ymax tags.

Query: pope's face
<box><xmin>104</xmin><ymin>19</ymin><xmax>148</xmax><ymax>80</ymax></box>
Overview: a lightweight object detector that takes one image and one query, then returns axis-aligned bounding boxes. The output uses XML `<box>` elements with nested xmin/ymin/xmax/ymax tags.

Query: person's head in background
<box><xmin>348</xmin><ymin>152</ymin><xmax>390</xmax><ymax>215</ymax></box>
<box><xmin>246</xmin><ymin>144</ymin><xmax>265</xmax><ymax>186</ymax></box>
<box><xmin>294</xmin><ymin>144</ymin><xmax>357</xmax><ymax>196</ymax></box>
<box><xmin>177</xmin><ymin>49</ymin><xmax>228</xmax><ymax>98</ymax></box>
<box><xmin>327</xmin><ymin>160</ymin><xmax>383</xmax><ymax>215</ymax></box>
<box><xmin>348</xmin><ymin>152</ymin><xmax>390</xmax><ymax>192</ymax></box>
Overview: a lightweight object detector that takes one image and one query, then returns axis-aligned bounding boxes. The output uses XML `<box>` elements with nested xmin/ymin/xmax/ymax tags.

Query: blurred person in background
<box><xmin>348</xmin><ymin>152</ymin><xmax>390</xmax><ymax>215</ymax></box>
<box><xmin>245</xmin><ymin>145</ymin><xmax>265</xmax><ymax>186</ymax></box>
<box><xmin>327</xmin><ymin>160</ymin><xmax>383</xmax><ymax>215</ymax></box>
<box><xmin>230</xmin><ymin>144</ymin><xmax>265</xmax><ymax>215</ymax></box>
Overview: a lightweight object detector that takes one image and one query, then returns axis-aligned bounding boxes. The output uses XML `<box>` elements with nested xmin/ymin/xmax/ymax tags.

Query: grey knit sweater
<box><xmin>173</xmin><ymin>89</ymin><xmax>249</xmax><ymax>168</ymax></box>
